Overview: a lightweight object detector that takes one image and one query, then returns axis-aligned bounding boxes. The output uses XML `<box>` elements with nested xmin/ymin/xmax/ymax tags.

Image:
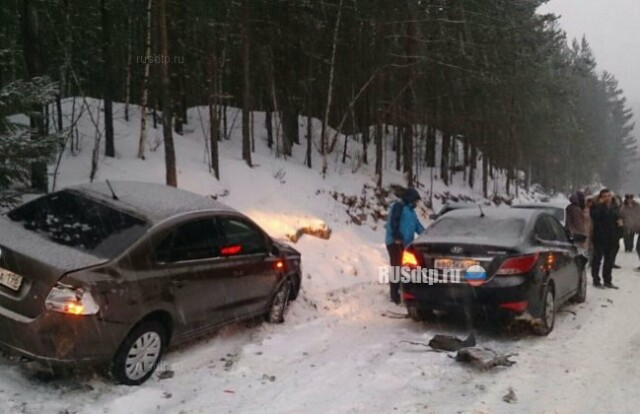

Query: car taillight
<box><xmin>45</xmin><ymin>284</ymin><xmax>99</xmax><ymax>316</ymax></box>
<box><xmin>496</xmin><ymin>254</ymin><xmax>539</xmax><ymax>276</ymax></box>
<box><xmin>401</xmin><ymin>250</ymin><xmax>419</xmax><ymax>267</ymax></box>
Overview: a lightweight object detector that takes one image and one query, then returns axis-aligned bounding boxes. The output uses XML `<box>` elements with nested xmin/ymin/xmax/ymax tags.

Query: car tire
<box><xmin>571</xmin><ymin>266</ymin><xmax>587</xmax><ymax>304</ymax></box>
<box><xmin>532</xmin><ymin>285</ymin><xmax>555</xmax><ymax>336</ymax></box>
<box><xmin>110</xmin><ymin>320</ymin><xmax>167</xmax><ymax>386</ymax></box>
<box><xmin>289</xmin><ymin>274</ymin><xmax>301</xmax><ymax>301</ymax></box>
<box><xmin>407</xmin><ymin>306</ymin><xmax>433</xmax><ymax>322</ymax></box>
<box><xmin>267</xmin><ymin>278</ymin><xmax>292</xmax><ymax>324</ymax></box>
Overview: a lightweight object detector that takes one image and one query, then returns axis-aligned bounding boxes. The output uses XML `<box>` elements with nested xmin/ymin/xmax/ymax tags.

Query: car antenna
<box><xmin>478</xmin><ymin>204</ymin><xmax>485</xmax><ymax>217</ymax></box>
<box><xmin>106</xmin><ymin>180</ymin><xmax>119</xmax><ymax>201</ymax></box>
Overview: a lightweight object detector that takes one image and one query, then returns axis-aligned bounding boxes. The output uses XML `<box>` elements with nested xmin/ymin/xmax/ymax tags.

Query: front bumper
<box><xmin>402</xmin><ymin>274</ymin><xmax>543</xmax><ymax>316</ymax></box>
<box><xmin>0</xmin><ymin>306</ymin><xmax>130</xmax><ymax>366</ymax></box>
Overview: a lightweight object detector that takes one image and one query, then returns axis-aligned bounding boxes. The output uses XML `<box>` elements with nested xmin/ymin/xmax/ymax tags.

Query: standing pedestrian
<box><xmin>385</xmin><ymin>188</ymin><xmax>426</xmax><ymax>304</ymax></box>
<box><xmin>566</xmin><ymin>192</ymin><xmax>588</xmax><ymax>268</ymax></box>
<box><xmin>621</xmin><ymin>194</ymin><xmax>639</xmax><ymax>252</ymax></box>
<box><xmin>590</xmin><ymin>189</ymin><xmax>622</xmax><ymax>289</ymax></box>
<box><xmin>566</xmin><ymin>191</ymin><xmax>587</xmax><ymax>243</ymax></box>
<box><xmin>612</xmin><ymin>195</ymin><xmax>624</xmax><ymax>268</ymax></box>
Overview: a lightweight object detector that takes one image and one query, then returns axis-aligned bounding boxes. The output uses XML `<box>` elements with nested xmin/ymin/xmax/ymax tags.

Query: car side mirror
<box><xmin>564</xmin><ymin>229</ymin><xmax>574</xmax><ymax>243</ymax></box>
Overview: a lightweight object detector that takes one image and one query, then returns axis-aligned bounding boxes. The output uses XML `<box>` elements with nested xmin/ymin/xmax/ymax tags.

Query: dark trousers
<box><xmin>591</xmin><ymin>244</ymin><xmax>616</xmax><ymax>284</ymax></box>
<box><xmin>386</xmin><ymin>243</ymin><xmax>403</xmax><ymax>302</ymax></box>
<box><xmin>624</xmin><ymin>230</ymin><xmax>635</xmax><ymax>252</ymax></box>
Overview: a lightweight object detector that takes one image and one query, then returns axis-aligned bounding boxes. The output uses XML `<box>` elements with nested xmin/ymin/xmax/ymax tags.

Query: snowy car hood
<box><xmin>0</xmin><ymin>216</ymin><xmax>108</xmax><ymax>272</ymax></box>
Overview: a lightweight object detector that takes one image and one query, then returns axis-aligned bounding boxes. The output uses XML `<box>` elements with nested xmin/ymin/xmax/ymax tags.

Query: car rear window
<box><xmin>513</xmin><ymin>205</ymin><xmax>564</xmax><ymax>222</ymax></box>
<box><xmin>7</xmin><ymin>190</ymin><xmax>149</xmax><ymax>259</ymax></box>
<box><xmin>427</xmin><ymin>216</ymin><xmax>526</xmax><ymax>242</ymax></box>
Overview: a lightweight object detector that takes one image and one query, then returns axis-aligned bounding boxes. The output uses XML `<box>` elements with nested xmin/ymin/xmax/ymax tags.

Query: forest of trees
<box><xmin>0</xmin><ymin>0</ymin><xmax>636</xmax><ymax>199</ymax></box>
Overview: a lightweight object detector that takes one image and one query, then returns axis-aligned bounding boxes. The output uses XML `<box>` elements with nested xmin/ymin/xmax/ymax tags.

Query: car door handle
<box><xmin>171</xmin><ymin>279</ymin><xmax>185</xmax><ymax>288</ymax></box>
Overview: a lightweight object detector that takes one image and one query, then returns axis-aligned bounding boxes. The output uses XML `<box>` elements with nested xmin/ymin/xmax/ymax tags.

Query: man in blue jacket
<box><xmin>385</xmin><ymin>188</ymin><xmax>426</xmax><ymax>304</ymax></box>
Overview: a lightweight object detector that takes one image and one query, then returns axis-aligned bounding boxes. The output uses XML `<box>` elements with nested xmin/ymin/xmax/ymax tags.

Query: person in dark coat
<box><xmin>611</xmin><ymin>195</ymin><xmax>624</xmax><ymax>268</ymax></box>
<box><xmin>385</xmin><ymin>188</ymin><xmax>426</xmax><ymax>304</ymax></box>
<box><xmin>590</xmin><ymin>189</ymin><xmax>622</xmax><ymax>288</ymax></box>
<box><xmin>621</xmin><ymin>194</ymin><xmax>639</xmax><ymax>252</ymax></box>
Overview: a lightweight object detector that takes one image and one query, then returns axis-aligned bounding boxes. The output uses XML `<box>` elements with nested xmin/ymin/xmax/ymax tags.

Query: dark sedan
<box><xmin>0</xmin><ymin>181</ymin><xmax>301</xmax><ymax>385</ymax></box>
<box><xmin>401</xmin><ymin>207</ymin><xmax>586</xmax><ymax>335</ymax></box>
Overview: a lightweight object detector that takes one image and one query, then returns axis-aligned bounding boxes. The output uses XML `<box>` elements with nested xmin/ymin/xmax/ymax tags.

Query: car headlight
<box><xmin>45</xmin><ymin>283</ymin><xmax>100</xmax><ymax>316</ymax></box>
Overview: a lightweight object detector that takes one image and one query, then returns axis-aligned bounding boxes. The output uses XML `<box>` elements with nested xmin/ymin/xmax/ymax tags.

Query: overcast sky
<box><xmin>539</xmin><ymin>0</ymin><xmax>640</xmax><ymax>191</ymax></box>
<box><xmin>539</xmin><ymin>0</ymin><xmax>640</xmax><ymax>106</ymax></box>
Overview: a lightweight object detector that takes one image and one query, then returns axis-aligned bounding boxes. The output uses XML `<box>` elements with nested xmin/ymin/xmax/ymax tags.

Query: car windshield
<box><xmin>427</xmin><ymin>216</ymin><xmax>526</xmax><ymax>243</ymax></box>
<box><xmin>7</xmin><ymin>190</ymin><xmax>150</xmax><ymax>259</ymax></box>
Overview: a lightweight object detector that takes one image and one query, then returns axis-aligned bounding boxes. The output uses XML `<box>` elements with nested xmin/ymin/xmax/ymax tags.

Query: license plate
<box><xmin>0</xmin><ymin>267</ymin><xmax>23</xmax><ymax>291</ymax></box>
<box><xmin>434</xmin><ymin>258</ymin><xmax>479</xmax><ymax>270</ymax></box>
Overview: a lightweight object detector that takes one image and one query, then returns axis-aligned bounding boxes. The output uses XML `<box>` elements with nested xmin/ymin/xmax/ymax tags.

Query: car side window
<box><xmin>534</xmin><ymin>216</ymin><xmax>556</xmax><ymax>241</ymax></box>
<box><xmin>219</xmin><ymin>217</ymin><xmax>267</xmax><ymax>256</ymax></box>
<box><xmin>546</xmin><ymin>216</ymin><xmax>568</xmax><ymax>242</ymax></box>
<box><xmin>155</xmin><ymin>218</ymin><xmax>221</xmax><ymax>263</ymax></box>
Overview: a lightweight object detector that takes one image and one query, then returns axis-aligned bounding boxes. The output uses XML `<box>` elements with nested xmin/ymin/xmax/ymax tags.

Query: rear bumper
<box><xmin>0</xmin><ymin>306</ymin><xmax>130</xmax><ymax>366</ymax></box>
<box><xmin>402</xmin><ymin>275</ymin><xmax>544</xmax><ymax>316</ymax></box>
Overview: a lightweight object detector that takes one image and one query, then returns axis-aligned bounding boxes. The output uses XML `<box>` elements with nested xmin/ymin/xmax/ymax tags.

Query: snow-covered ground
<box><xmin>4</xmin><ymin>99</ymin><xmax>633</xmax><ymax>414</ymax></box>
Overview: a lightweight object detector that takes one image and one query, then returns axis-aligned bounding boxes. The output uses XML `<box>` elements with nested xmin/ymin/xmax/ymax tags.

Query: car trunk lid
<box><xmin>0</xmin><ymin>218</ymin><xmax>107</xmax><ymax>318</ymax></box>
<box><xmin>411</xmin><ymin>242</ymin><xmax>520</xmax><ymax>283</ymax></box>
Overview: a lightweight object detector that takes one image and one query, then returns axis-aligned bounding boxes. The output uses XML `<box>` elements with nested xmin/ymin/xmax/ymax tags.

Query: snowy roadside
<box><xmin>3</xmin><ymin>250</ymin><xmax>640</xmax><ymax>414</ymax></box>
<box><xmin>3</xmin><ymin>98</ymin><xmax>624</xmax><ymax>414</ymax></box>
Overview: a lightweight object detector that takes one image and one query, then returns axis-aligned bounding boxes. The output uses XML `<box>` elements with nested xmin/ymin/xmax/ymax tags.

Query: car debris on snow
<box><xmin>455</xmin><ymin>347</ymin><xmax>517</xmax><ymax>371</ymax></box>
<box><xmin>502</xmin><ymin>387</ymin><xmax>518</xmax><ymax>403</ymax></box>
<box><xmin>428</xmin><ymin>333</ymin><xmax>476</xmax><ymax>352</ymax></box>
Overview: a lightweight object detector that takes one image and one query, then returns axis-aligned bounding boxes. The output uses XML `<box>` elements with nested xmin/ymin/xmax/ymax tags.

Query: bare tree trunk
<box><xmin>101</xmin><ymin>0</ymin><xmax>115</xmax><ymax>158</ymax></box>
<box><xmin>306</xmin><ymin>115</ymin><xmax>312</xmax><ymax>168</ymax></box>
<box><xmin>241</xmin><ymin>0</ymin><xmax>252</xmax><ymax>167</ymax></box>
<box><xmin>208</xmin><ymin>56</ymin><xmax>220</xmax><ymax>180</ymax></box>
<box><xmin>403</xmin><ymin>125</ymin><xmax>413</xmax><ymax>186</ymax></box>
<box><xmin>375</xmin><ymin>109</ymin><xmax>383</xmax><ymax>188</ymax></box>
<box><xmin>362</xmin><ymin>125</ymin><xmax>369</xmax><ymax>165</ymax></box>
<box><xmin>158</xmin><ymin>0</ymin><xmax>176</xmax><ymax>186</ymax></box>
<box><xmin>21</xmin><ymin>0</ymin><xmax>47</xmax><ymax>192</ymax></box>
<box><xmin>440</xmin><ymin>133</ymin><xmax>449</xmax><ymax>186</ymax></box>
<box><xmin>138</xmin><ymin>0</ymin><xmax>153</xmax><ymax>159</ymax></box>
<box><xmin>266</xmin><ymin>110</ymin><xmax>273</xmax><ymax>148</ymax></box>
<box><xmin>469</xmin><ymin>142</ymin><xmax>477</xmax><ymax>189</ymax></box>
<box><xmin>395</xmin><ymin>126</ymin><xmax>401</xmax><ymax>171</ymax></box>
<box><xmin>56</xmin><ymin>94</ymin><xmax>63</xmax><ymax>132</ymax></box>
<box><xmin>124</xmin><ymin>1</ymin><xmax>133</xmax><ymax>122</ymax></box>
<box><xmin>321</xmin><ymin>0</ymin><xmax>343</xmax><ymax>177</ymax></box>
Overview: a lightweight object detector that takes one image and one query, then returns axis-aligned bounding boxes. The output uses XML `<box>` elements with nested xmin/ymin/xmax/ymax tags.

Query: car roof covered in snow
<box><xmin>512</xmin><ymin>202</ymin><xmax>568</xmax><ymax>209</ymax></box>
<box><xmin>68</xmin><ymin>181</ymin><xmax>235</xmax><ymax>223</ymax></box>
<box><xmin>440</xmin><ymin>206</ymin><xmax>539</xmax><ymax>220</ymax></box>
<box><xmin>443</xmin><ymin>201</ymin><xmax>477</xmax><ymax>207</ymax></box>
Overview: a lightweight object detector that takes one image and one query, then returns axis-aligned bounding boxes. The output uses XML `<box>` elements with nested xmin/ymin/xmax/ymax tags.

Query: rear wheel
<box><xmin>407</xmin><ymin>306</ymin><xmax>433</xmax><ymax>322</ymax></box>
<box><xmin>110</xmin><ymin>321</ymin><xmax>166</xmax><ymax>386</ymax></box>
<box><xmin>532</xmin><ymin>286</ymin><xmax>555</xmax><ymax>336</ymax></box>
<box><xmin>571</xmin><ymin>267</ymin><xmax>587</xmax><ymax>304</ymax></box>
<box><xmin>268</xmin><ymin>278</ymin><xmax>292</xmax><ymax>324</ymax></box>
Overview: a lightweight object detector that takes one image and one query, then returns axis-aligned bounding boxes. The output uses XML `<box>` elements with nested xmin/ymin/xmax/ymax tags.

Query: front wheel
<box><xmin>267</xmin><ymin>278</ymin><xmax>292</xmax><ymax>324</ymax></box>
<box><xmin>110</xmin><ymin>321</ymin><xmax>166</xmax><ymax>386</ymax></box>
<box><xmin>532</xmin><ymin>286</ymin><xmax>555</xmax><ymax>336</ymax></box>
<box><xmin>571</xmin><ymin>267</ymin><xmax>587</xmax><ymax>304</ymax></box>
